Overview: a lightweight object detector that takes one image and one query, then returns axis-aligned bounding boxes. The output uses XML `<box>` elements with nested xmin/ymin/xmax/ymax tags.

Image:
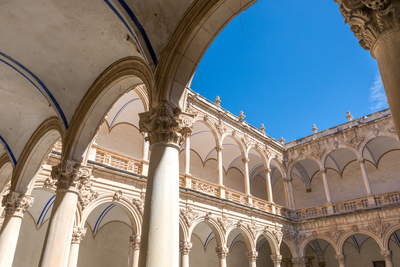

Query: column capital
<box><xmin>71</xmin><ymin>227</ymin><xmax>87</xmax><ymax>244</ymax></box>
<box><xmin>359</xmin><ymin>158</ymin><xmax>365</xmax><ymax>164</ymax></box>
<box><xmin>242</xmin><ymin>157</ymin><xmax>249</xmax><ymax>164</ymax></box>
<box><xmin>2</xmin><ymin>192</ymin><xmax>34</xmax><ymax>217</ymax></box>
<box><xmin>264</xmin><ymin>167</ymin><xmax>271</xmax><ymax>173</ymax></box>
<box><xmin>179</xmin><ymin>241</ymin><xmax>192</xmax><ymax>255</ymax></box>
<box><xmin>336</xmin><ymin>0</ymin><xmax>400</xmax><ymax>53</ymax></box>
<box><xmin>335</xmin><ymin>254</ymin><xmax>346</xmax><ymax>264</ymax></box>
<box><xmin>139</xmin><ymin>101</ymin><xmax>194</xmax><ymax>146</ymax></box>
<box><xmin>291</xmin><ymin>257</ymin><xmax>306</xmax><ymax>267</ymax></box>
<box><xmin>270</xmin><ymin>254</ymin><xmax>282</xmax><ymax>265</ymax></box>
<box><xmin>246</xmin><ymin>250</ymin><xmax>258</xmax><ymax>262</ymax></box>
<box><xmin>51</xmin><ymin>160</ymin><xmax>93</xmax><ymax>191</ymax></box>
<box><xmin>215</xmin><ymin>145</ymin><xmax>224</xmax><ymax>152</ymax></box>
<box><xmin>130</xmin><ymin>234</ymin><xmax>141</xmax><ymax>250</ymax></box>
<box><xmin>282</xmin><ymin>176</ymin><xmax>292</xmax><ymax>183</ymax></box>
<box><xmin>320</xmin><ymin>168</ymin><xmax>327</xmax><ymax>174</ymax></box>
<box><xmin>380</xmin><ymin>250</ymin><xmax>392</xmax><ymax>261</ymax></box>
<box><xmin>215</xmin><ymin>246</ymin><xmax>229</xmax><ymax>259</ymax></box>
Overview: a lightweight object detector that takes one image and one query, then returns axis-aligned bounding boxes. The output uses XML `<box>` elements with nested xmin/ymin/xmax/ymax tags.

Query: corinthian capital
<box><xmin>336</xmin><ymin>0</ymin><xmax>400</xmax><ymax>51</ymax></box>
<box><xmin>2</xmin><ymin>192</ymin><xmax>34</xmax><ymax>216</ymax></box>
<box><xmin>215</xmin><ymin>246</ymin><xmax>229</xmax><ymax>259</ymax></box>
<box><xmin>71</xmin><ymin>227</ymin><xmax>87</xmax><ymax>244</ymax></box>
<box><xmin>270</xmin><ymin>254</ymin><xmax>282</xmax><ymax>265</ymax></box>
<box><xmin>246</xmin><ymin>250</ymin><xmax>258</xmax><ymax>262</ymax></box>
<box><xmin>179</xmin><ymin>241</ymin><xmax>193</xmax><ymax>255</ymax></box>
<box><xmin>51</xmin><ymin>160</ymin><xmax>93</xmax><ymax>191</ymax></box>
<box><xmin>139</xmin><ymin>101</ymin><xmax>194</xmax><ymax>146</ymax></box>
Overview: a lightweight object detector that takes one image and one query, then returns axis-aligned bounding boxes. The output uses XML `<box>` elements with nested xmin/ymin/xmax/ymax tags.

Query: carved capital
<box><xmin>2</xmin><ymin>192</ymin><xmax>34</xmax><ymax>216</ymax></box>
<box><xmin>270</xmin><ymin>255</ymin><xmax>282</xmax><ymax>265</ymax></box>
<box><xmin>359</xmin><ymin>158</ymin><xmax>366</xmax><ymax>164</ymax></box>
<box><xmin>242</xmin><ymin>157</ymin><xmax>249</xmax><ymax>164</ymax></box>
<box><xmin>246</xmin><ymin>250</ymin><xmax>258</xmax><ymax>262</ymax></box>
<box><xmin>335</xmin><ymin>254</ymin><xmax>346</xmax><ymax>264</ymax></box>
<box><xmin>337</xmin><ymin>1</ymin><xmax>400</xmax><ymax>51</ymax></box>
<box><xmin>380</xmin><ymin>250</ymin><xmax>392</xmax><ymax>261</ymax></box>
<box><xmin>291</xmin><ymin>257</ymin><xmax>306</xmax><ymax>267</ymax></box>
<box><xmin>71</xmin><ymin>227</ymin><xmax>87</xmax><ymax>244</ymax></box>
<box><xmin>139</xmin><ymin>101</ymin><xmax>194</xmax><ymax>146</ymax></box>
<box><xmin>215</xmin><ymin>246</ymin><xmax>229</xmax><ymax>259</ymax></box>
<box><xmin>264</xmin><ymin>167</ymin><xmax>271</xmax><ymax>174</ymax></box>
<box><xmin>179</xmin><ymin>241</ymin><xmax>193</xmax><ymax>255</ymax></box>
<box><xmin>130</xmin><ymin>234</ymin><xmax>141</xmax><ymax>250</ymax></box>
<box><xmin>320</xmin><ymin>168</ymin><xmax>327</xmax><ymax>174</ymax></box>
<box><xmin>51</xmin><ymin>161</ymin><xmax>93</xmax><ymax>191</ymax></box>
<box><xmin>215</xmin><ymin>145</ymin><xmax>224</xmax><ymax>152</ymax></box>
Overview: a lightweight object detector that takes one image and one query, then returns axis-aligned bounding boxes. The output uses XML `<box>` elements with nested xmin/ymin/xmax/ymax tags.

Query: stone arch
<box><xmin>220</xmin><ymin>132</ymin><xmax>246</xmax><ymax>158</ymax></box>
<box><xmin>226</xmin><ymin>224</ymin><xmax>256</xmax><ymax>251</ymax></box>
<box><xmin>380</xmin><ymin>224</ymin><xmax>400</xmax><ymax>251</ymax></box>
<box><xmin>188</xmin><ymin>214</ymin><xmax>225</xmax><ymax>247</ymax></box>
<box><xmin>11</xmin><ymin>116</ymin><xmax>62</xmax><ymax>194</ymax></box>
<box><xmin>358</xmin><ymin>131</ymin><xmax>399</xmax><ymax>156</ymax></box>
<box><xmin>80</xmin><ymin>193</ymin><xmax>142</xmax><ymax>235</ymax></box>
<box><xmin>322</xmin><ymin>145</ymin><xmax>361</xmax><ymax>167</ymax></box>
<box><xmin>300</xmin><ymin>235</ymin><xmax>339</xmax><ymax>257</ymax></box>
<box><xmin>254</xmin><ymin>230</ymin><xmax>280</xmax><ymax>255</ymax></box>
<box><xmin>282</xmin><ymin>235</ymin><xmax>300</xmax><ymax>258</ymax></box>
<box><xmin>337</xmin><ymin>229</ymin><xmax>384</xmax><ymax>254</ymax></box>
<box><xmin>267</xmin><ymin>155</ymin><xmax>285</xmax><ymax>175</ymax></box>
<box><xmin>247</xmin><ymin>144</ymin><xmax>268</xmax><ymax>168</ymax></box>
<box><xmin>153</xmin><ymin>0</ymin><xmax>258</xmax><ymax>108</ymax></box>
<box><xmin>0</xmin><ymin>154</ymin><xmax>12</xmax><ymax>192</ymax></box>
<box><xmin>61</xmin><ymin>56</ymin><xmax>154</xmax><ymax>163</ymax></box>
<box><xmin>289</xmin><ymin>156</ymin><xmax>323</xmax><ymax>175</ymax></box>
<box><xmin>179</xmin><ymin>214</ymin><xmax>190</xmax><ymax>242</ymax></box>
<box><xmin>192</xmin><ymin>118</ymin><xmax>220</xmax><ymax>147</ymax></box>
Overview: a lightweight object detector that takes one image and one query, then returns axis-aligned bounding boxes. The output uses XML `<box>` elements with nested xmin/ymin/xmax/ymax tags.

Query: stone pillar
<box><xmin>39</xmin><ymin>161</ymin><xmax>93</xmax><ymax>267</ymax></box>
<box><xmin>270</xmin><ymin>254</ymin><xmax>282</xmax><ymax>267</ymax></box>
<box><xmin>138</xmin><ymin>101</ymin><xmax>193</xmax><ymax>267</ymax></box>
<box><xmin>67</xmin><ymin>227</ymin><xmax>87</xmax><ymax>267</ymax></box>
<box><xmin>380</xmin><ymin>250</ymin><xmax>394</xmax><ymax>267</ymax></box>
<box><xmin>264</xmin><ymin>167</ymin><xmax>274</xmax><ymax>202</ymax></box>
<box><xmin>184</xmin><ymin>133</ymin><xmax>191</xmax><ymax>175</ymax></box>
<box><xmin>283</xmin><ymin>176</ymin><xmax>296</xmax><ymax>210</ymax></box>
<box><xmin>336</xmin><ymin>2</ymin><xmax>400</xmax><ymax>140</ymax></box>
<box><xmin>291</xmin><ymin>257</ymin><xmax>307</xmax><ymax>267</ymax></box>
<box><xmin>215</xmin><ymin>246</ymin><xmax>229</xmax><ymax>267</ymax></box>
<box><xmin>359</xmin><ymin>159</ymin><xmax>373</xmax><ymax>196</ymax></box>
<box><xmin>142</xmin><ymin>133</ymin><xmax>150</xmax><ymax>176</ymax></box>
<box><xmin>320</xmin><ymin>168</ymin><xmax>332</xmax><ymax>203</ymax></box>
<box><xmin>0</xmin><ymin>192</ymin><xmax>34</xmax><ymax>267</ymax></box>
<box><xmin>246</xmin><ymin>250</ymin><xmax>258</xmax><ymax>267</ymax></box>
<box><xmin>242</xmin><ymin>157</ymin><xmax>250</xmax><ymax>195</ymax></box>
<box><xmin>180</xmin><ymin>241</ymin><xmax>192</xmax><ymax>267</ymax></box>
<box><xmin>130</xmin><ymin>235</ymin><xmax>141</xmax><ymax>267</ymax></box>
<box><xmin>216</xmin><ymin>145</ymin><xmax>224</xmax><ymax>186</ymax></box>
<box><xmin>335</xmin><ymin>254</ymin><xmax>346</xmax><ymax>267</ymax></box>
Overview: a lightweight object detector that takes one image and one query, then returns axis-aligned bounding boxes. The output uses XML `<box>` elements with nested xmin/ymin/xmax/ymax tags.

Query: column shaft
<box><xmin>39</xmin><ymin>190</ymin><xmax>78</xmax><ymax>267</ymax></box>
<box><xmin>243</xmin><ymin>157</ymin><xmax>250</xmax><ymax>195</ymax></box>
<box><xmin>67</xmin><ymin>243</ymin><xmax>80</xmax><ymax>267</ymax></box>
<box><xmin>0</xmin><ymin>215</ymin><xmax>23</xmax><ymax>267</ymax></box>
<box><xmin>139</xmin><ymin>143</ymin><xmax>180</xmax><ymax>267</ymax></box>
<box><xmin>142</xmin><ymin>133</ymin><xmax>150</xmax><ymax>176</ymax></box>
<box><xmin>321</xmin><ymin>169</ymin><xmax>332</xmax><ymax>203</ymax></box>
<box><xmin>265</xmin><ymin>168</ymin><xmax>273</xmax><ymax>202</ymax></box>
<box><xmin>184</xmin><ymin>134</ymin><xmax>191</xmax><ymax>175</ymax></box>
<box><xmin>283</xmin><ymin>177</ymin><xmax>296</xmax><ymax>209</ymax></box>
<box><xmin>359</xmin><ymin>159</ymin><xmax>373</xmax><ymax>196</ymax></box>
<box><xmin>216</xmin><ymin>146</ymin><xmax>224</xmax><ymax>186</ymax></box>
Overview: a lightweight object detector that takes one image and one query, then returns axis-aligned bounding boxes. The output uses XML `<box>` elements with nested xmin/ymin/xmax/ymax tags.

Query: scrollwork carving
<box><xmin>2</xmin><ymin>192</ymin><xmax>34</xmax><ymax>216</ymax></box>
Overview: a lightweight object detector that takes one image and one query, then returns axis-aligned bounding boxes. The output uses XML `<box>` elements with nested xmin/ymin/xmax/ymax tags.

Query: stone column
<box><xmin>359</xmin><ymin>159</ymin><xmax>373</xmax><ymax>196</ymax></box>
<box><xmin>335</xmin><ymin>254</ymin><xmax>346</xmax><ymax>267</ymax></box>
<box><xmin>180</xmin><ymin>241</ymin><xmax>192</xmax><ymax>267</ymax></box>
<box><xmin>67</xmin><ymin>227</ymin><xmax>87</xmax><ymax>267</ymax></box>
<box><xmin>142</xmin><ymin>133</ymin><xmax>150</xmax><ymax>176</ymax></box>
<box><xmin>291</xmin><ymin>257</ymin><xmax>307</xmax><ymax>267</ymax></box>
<box><xmin>380</xmin><ymin>250</ymin><xmax>394</xmax><ymax>267</ymax></box>
<box><xmin>270</xmin><ymin>254</ymin><xmax>282</xmax><ymax>267</ymax></box>
<box><xmin>336</xmin><ymin>1</ymin><xmax>400</xmax><ymax>140</ymax></box>
<box><xmin>215</xmin><ymin>246</ymin><xmax>229</xmax><ymax>267</ymax></box>
<box><xmin>242</xmin><ymin>157</ymin><xmax>250</xmax><ymax>195</ymax></box>
<box><xmin>130</xmin><ymin>235</ymin><xmax>141</xmax><ymax>267</ymax></box>
<box><xmin>320</xmin><ymin>168</ymin><xmax>332</xmax><ymax>203</ymax></box>
<box><xmin>184</xmin><ymin>133</ymin><xmax>191</xmax><ymax>175</ymax></box>
<box><xmin>138</xmin><ymin>101</ymin><xmax>193</xmax><ymax>267</ymax></box>
<box><xmin>246</xmin><ymin>250</ymin><xmax>258</xmax><ymax>267</ymax></box>
<box><xmin>283</xmin><ymin>176</ymin><xmax>296</xmax><ymax>210</ymax></box>
<box><xmin>39</xmin><ymin>161</ymin><xmax>93</xmax><ymax>267</ymax></box>
<box><xmin>0</xmin><ymin>192</ymin><xmax>34</xmax><ymax>267</ymax></box>
<box><xmin>264</xmin><ymin>167</ymin><xmax>274</xmax><ymax>203</ymax></box>
<box><xmin>216</xmin><ymin>145</ymin><xmax>224</xmax><ymax>186</ymax></box>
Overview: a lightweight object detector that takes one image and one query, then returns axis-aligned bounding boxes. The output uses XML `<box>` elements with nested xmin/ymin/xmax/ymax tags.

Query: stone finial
<box><xmin>215</xmin><ymin>96</ymin><xmax>221</xmax><ymax>106</ymax></box>
<box><xmin>346</xmin><ymin>111</ymin><xmax>353</xmax><ymax>121</ymax></box>
<box><xmin>260</xmin><ymin>123</ymin><xmax>265</xmax><ymax>133</ymax></box>
<box><xmin>278</xmin><ymin>137</ymin><xmax>285</xmax><ymax>144</ymax></box>
<box><xmin>238</xmin><ymin>111</ymin><xmax>245</xmax><ymax>122</ymax></box>
<box><xmin>312</xmin><ymin>124</ymin><xmax>318</xmax><ymax>134</ymax></box>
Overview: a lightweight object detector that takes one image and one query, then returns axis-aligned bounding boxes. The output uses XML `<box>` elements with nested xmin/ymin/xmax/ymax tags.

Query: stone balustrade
<box><xmin>93</xmin><ymin>146</ymin><xmax>142</xmax><ymax>175</ymax></box>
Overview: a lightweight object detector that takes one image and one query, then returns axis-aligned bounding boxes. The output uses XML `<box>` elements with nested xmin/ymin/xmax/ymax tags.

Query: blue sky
<box><xmin>191</xmin><ymin>0</ymin><xmax>388</xmax><ymax>141</ymax></box>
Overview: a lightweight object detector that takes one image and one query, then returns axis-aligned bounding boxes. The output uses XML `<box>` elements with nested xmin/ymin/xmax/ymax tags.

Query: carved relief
<box><xmin>51</xmin><ymin>161</ymin><xmax>93</xmax><ymax>191</ymax></box>
<box><xmin>179</xmin><ymin>241</ymin><xmax>193</xmax><ymax>255</ymax></box>
<box><xmin>130</xmin><ymin>234</ymin><xmax>141</xmax><ymax>250</ymax></box>
<box><xmin>311</xmin><ymin>147</ymin><xmax>326</xmax><ymax>160</ymax></box>
<box><xmin>246</xmin><ymin>251</ymin><xmax>258</xmax><ymax>262</ymax></box>
<box><xmin>247</xmin><ymin>219</ymin><xmax>261</xmax><ymax>239</ymax></box>
<box><xmin>346</xmin><ymin>135</ymin><xmax>365</xmax><ymax>148</ymax></box>
<box><xmin>325</xmin><ymin>227</ymin><xmax>345</xmax><ymax>243</ymax></box>
<box><xmin>78</xmin><ymin>176</ymin><xmax>99</xmax><ymax>209</ymax></box>
<box><xmin>180</xmin><ymin>206</ymin><xmax>199</xmax><ymax>227</ymax></box>
<box><xmin>71</xmin><ymin>227</ymin><xmax>87</xmax><ymax>244</ymax></box>
<box><xmin>113</xmin><ymin>190</ymin><xmax>123</xmax><ymax>202</ymax></box>
<box><xmin>217</xmin><ymin>214</ymin><xmax>232</xmax><ymax>233</ymax></box>
<box><xmin>367</xmin><ymin>220</ymin><xmax>390</xmax><ymax>237</ymax></box>
<box><xmin>215</xmin><ymin>246</ymin><xmax>229</xmax><ymax>259</ymax></box>
<box><xmin>2</xmin><ymin>192</ymin><xmax>34</xmax><ymax>216</ymax></box>
<box><xmin>132</xmin><ymin>192</ymin><xmax>145</xmax><ymax>215</ymax></box>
